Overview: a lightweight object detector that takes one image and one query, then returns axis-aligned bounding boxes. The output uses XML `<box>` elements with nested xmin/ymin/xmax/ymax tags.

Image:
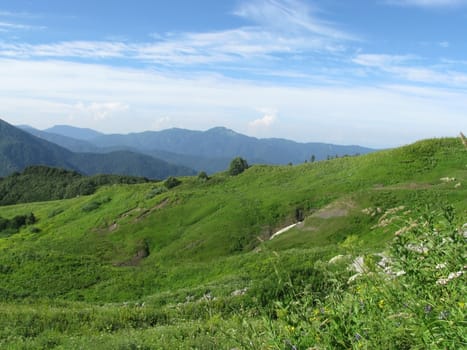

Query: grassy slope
<box><xmin>0</xmin><ymin>138</ymin><xmax>465</xmax><ymax>348</ymax></box>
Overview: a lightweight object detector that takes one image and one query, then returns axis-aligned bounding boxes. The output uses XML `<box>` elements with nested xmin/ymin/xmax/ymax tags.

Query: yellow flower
<box><xmin>458</xmin><ymin>302</ymin><xmax>465</xmax><ymax>308</ymax></box>
<box><xmin>378</xmin><ymin>299</ymin><xmax>385</xmax><ymax>309</ymax></box>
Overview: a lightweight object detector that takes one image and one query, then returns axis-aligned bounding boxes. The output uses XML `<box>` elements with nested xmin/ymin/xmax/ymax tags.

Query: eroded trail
<box><xmin>269</xmin><ymin>223</ymin><xmax>298</xmax><ymax>240</ymax></box>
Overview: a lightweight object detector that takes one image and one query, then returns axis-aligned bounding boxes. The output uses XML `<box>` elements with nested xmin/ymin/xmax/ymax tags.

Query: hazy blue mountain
<box><xmin>1</xmin><ymin>120</ymin><xmax>77</xmax><ymax>176</ymax></box>
<box><xmin>18</xmin><ymin>126</ymin><xmax>101</xmax><ymax>153</ymax></box>
<box><xmin>57</xmin><ymin>125</ymin><xmax>375</xmax><ymax>165</ymax></box>
<box><xmin>19</xmin><ymin>125</ymin><xmax>227</xmax><ymax>173</ymax></box>
<box><xmin>45</xmin><ymin>125</ymin><xmax>104</xmax><ymax>141</ymax></box>
<box><xmin>1</xmin><ymin>119</ymin><xmax>195</xmax><ymax>178</ymax></box>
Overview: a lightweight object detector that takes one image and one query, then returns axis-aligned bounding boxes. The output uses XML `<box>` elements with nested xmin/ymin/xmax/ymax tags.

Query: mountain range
<box><xmin>0</xmin><ymin>119</ymin><xmax>195</xmax><ymax>178</ymax></box>
<box><xmin>17</xmin><ymin>123</ymin><xmax>375</xmax><ymax>174</ymax></box>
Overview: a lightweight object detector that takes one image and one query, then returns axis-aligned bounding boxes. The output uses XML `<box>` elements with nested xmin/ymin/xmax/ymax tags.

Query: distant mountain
<box><xmin>1</xmin><ymin>119</ymin><xmax>195</xmax><ymax>178</ymax></box>
<box><xmin>1</xmin><ymin>120</ymin><xmax>77</xmax><ymax>176</ymax></box>
<box><xmin>47</xmin><ymin>125</ymin><xmax>375</xmax><ymax>167</ymax></box>
<box><xmin>45</xmin><ymin>125</ymin><xmax>104</xmax><ymax>141</ymax></box>
<box><xmin>19</xmin><ymin>126</ymin><xmax>228</xmax><ymax>173</ymax></box>
<box><xmin>18</xmin><ymin>126</ymin><xmax>101</xmax><ymax>153</ymax></box>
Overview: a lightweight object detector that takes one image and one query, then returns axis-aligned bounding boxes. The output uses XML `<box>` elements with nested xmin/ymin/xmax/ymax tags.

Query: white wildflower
<box><xmin>328</xmin><ymin>254</ymin><xmax>347</xmax><ymax>264</ymax></box>
<box><xmin>436</xmin><ymin>270</ymin><xmax>464</xmax><ymax>286</ymax></box>
<box><xmin>407</xmin><ymin>243</ymin><xmax>429</xmax><ymax>254</ymax></box>
<box><xmin>436</xmin><ymin>263</ymin><xmax>447</xmax><ymax>270</ymax></box>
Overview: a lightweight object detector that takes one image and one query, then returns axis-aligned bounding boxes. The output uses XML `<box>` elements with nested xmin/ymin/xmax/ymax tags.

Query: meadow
<box><xmin>0</xmin><ymin>138</ymin><xmax>465</xmax><ymax>349</ymax></box>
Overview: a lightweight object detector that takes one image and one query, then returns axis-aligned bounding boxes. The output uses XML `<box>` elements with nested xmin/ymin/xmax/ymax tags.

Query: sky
<box><xmin>0</xmin><ymin>0</ymin><xmax>466</xmax><ymax>147</ymax></box>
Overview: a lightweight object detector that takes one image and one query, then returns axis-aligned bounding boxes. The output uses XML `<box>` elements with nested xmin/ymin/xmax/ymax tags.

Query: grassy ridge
<box><xmin>0</xmin><ymin>137</ymin><xmax>465</xmax><ymax>348</ymax></box>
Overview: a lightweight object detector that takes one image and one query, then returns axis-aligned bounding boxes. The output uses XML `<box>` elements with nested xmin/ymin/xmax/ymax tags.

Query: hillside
<box><xmin>36</xmin><ymin>124</ymin><xmax>375</xmax><ymax>171</ymax></box>
<box><xmin>0</xmin><ymin>166</ymin><xmax>155</xmax><ymax>206</ymax></box>
<box><xmin>0</xmin><ymin>119</ymin><xmax>77</xmax><ymax>175</ymax></box>
<box><xmin>0</xmin><ymin>119</ymin><xmax>196</xmax><ymax>178</ymax></box>
<box><xmin>0</xmin><ymin>137</ymin><xmax>465</xmax><ymax>348</ymax></box>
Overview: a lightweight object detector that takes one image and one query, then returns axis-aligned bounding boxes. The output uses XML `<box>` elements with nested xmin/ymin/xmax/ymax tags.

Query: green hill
<box><xmin>0</xmin><ymin>137</ymin><xmax>465</xmax><ymax>349</ymax></box>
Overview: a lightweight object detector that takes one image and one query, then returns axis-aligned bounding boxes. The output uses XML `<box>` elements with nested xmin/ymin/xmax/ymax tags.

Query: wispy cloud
<box><xmin>0</xmin><ymin>9</ymin><xmax>45</xmax><ymax>31</ymax></box>
<box><xmin>234</xmin><ymin>0</ymin><xmax>356</xmax><ymax>40</ymax></box>
<box><xmin>385</xmin><ymin>0</ymin><xmax>467</xmax><ymax>7</ymax></box>
<box><xmin>353</xmin><ymin>53</ymin><xmax>467</xmax><ymax>87</ymax></box>
<box><xmin>0</xmin><ymin>20</ymin><xmax>43</xmax><ymax>31</ymax></box>
<box><xmin>0</xmin><ymin>0</ymin><xmax>354</xmax><ymax>66</ymax></box>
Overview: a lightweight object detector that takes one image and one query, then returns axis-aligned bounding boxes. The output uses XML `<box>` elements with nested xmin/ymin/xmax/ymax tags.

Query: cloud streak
<box><xmin>386</xmin><ymin>0</ymin><xmax>467</xmax><ymax>7</ymax></box>
<box><xmin>353</xmin><ymin>53</ymin><xmax>467</xmax><ymax>87</ymax></box>
<box><xmin>0</xmin><ymin>0</ymin><xmax>354</xmax><ymax>66</ymax></box>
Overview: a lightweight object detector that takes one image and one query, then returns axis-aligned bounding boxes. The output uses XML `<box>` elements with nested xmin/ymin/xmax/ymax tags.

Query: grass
<box><xmin>0</xmin><ymin>137</ymin><xmax>465</xmax><ymax>348</ymax></box>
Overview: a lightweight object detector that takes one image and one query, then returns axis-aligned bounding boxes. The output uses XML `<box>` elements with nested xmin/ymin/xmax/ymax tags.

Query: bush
<box><xmin>228</xmin><ymin>157</ymin><xmax>249</xmax><ymax>176</ymax></box>
<box><xmin>164</xmin><ymin>176</ymin><xmax>181</xmax><ymax>189</ymax></box>
<box><xmin>82</xmin><ymin>201</ymin><xmax>101</xmax><ymax>212</ymax></box>
<box><xmin>197</xmin><ymin>171</ymin><xmax>209</xmax><ymax>182</ymax></box>
<box><xmin>146</xmin><ymin>187</ymin><xmax>167</xmax><ymax>199</ymax></box>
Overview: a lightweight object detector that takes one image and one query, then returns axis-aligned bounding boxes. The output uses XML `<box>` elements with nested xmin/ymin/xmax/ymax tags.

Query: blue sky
<box><xmin>0</xmin><ymin>0</ymin><xmax>466</xmax><ymax>147</ymax></box>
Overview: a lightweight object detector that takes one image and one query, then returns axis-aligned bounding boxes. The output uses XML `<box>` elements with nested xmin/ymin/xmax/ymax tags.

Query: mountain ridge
<box><xmin>22</xmin><ymin>124</ymin><xmax>375</xmax><ymax>172</ymax></box>
<box><xmin>1</xmin><ymin>119</ymin><xmax>196</xmax><ymax>178</ymax></box>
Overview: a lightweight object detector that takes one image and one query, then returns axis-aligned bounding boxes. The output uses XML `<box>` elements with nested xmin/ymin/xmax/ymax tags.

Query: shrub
<box><xmin>197</xmin><ymin>171</ymin><xmax>209</xmax><ymax>182</ymax></box>
<box><xmin>228</xmin><ymin>157</ymin><xmax>249</xmax><ymax>176</ymax></box>
<box><xmin>82</xmin><ymin>201</ymin><xmax>101</xmax><ymax>212</ymax></box>
<box><xmin>164</xmin><ymin>176</ymin><xmax>181</xmax><ymax>189</ymax></box>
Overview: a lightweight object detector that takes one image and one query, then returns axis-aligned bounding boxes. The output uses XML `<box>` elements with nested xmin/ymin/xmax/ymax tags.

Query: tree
<box><xmin>228</xmin><ymin>157</ymin><xmax>249</xmax><ymax>176</ymax></box>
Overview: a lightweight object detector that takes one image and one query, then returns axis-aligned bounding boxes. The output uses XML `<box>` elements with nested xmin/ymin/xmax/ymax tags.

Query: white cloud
<box><xmin>352</xmin><ymin>54</ymin><xmax>415</xmax><ymax>67</ymax></box>
<box><xmin>152</xmin><ymin>116</ymin><xmax>172</xmax><ymax>130</ymax></box>
<box><xmin>72</xmin><ymin>102</ymin><xmax>129</xmax><ymax>121</ymax></box>
<box><xmin>0</xmin><ymin>59</ymin><xmax>465</xmax><ymax>147</ymax></box>
<box><xmin>249</xmin><ymin>111</ymin><xmax>277</xmax><ymax>128</ymax></box>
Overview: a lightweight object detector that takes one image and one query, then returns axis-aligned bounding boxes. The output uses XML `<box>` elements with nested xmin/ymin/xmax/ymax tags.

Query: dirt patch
<box><xmin>134</xmin><ymin>198</ymin><xmax>170</xmax><ymax>222</ymax></box>
<box><xmin>117</xmin><ymin>207</ymin><xmax>144</xmax><ymax>220</ymax></box>
<box><xmin>108</xmin><ymin>222</ymin><xmax>118</xmax><ymax>232</ymax></box>
<box><xmin>313</xmin><ymin>199</ymin><xmax>355</xmax><ymax>219</ymax></box>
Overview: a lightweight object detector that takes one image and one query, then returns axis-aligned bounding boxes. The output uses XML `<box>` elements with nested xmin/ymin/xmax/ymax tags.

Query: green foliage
<box><xmin>0</xmin><ymin>165</ymin><xmax>153</xmax><ymax>205</ymax></box>
<box><xmin>247</xmin><ymin>211</ymin><xmax>466</xmax><ymax>349</ymax></box>
<box><xmin>164</xmin><ymin>176</ymin><xmax>181</xmax><ymax>189</ymax></box>
<box><xmin>0</xmin><ymin>212</ymin><xmax>36</xmax><ymax>236</ymax></box>
<box><xmin>145</xmin><ymin>186</ymin><xmax>167</xmax><ymax>199</ymax></box>
<box><xmin>229</xmin><ymin>157</ymin><xmax>249</xmax><ymax>176</ymax></box>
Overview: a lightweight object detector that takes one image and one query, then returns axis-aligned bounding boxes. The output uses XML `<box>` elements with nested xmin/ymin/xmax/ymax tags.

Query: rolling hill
<box><xmin>1</xmin><ymin>119</ymin><xmax>195</xmax><ymax>178</ymax></box>
<box><xmin>0</xmin><ymin>136</ymin><xmax>465</xmax><ymax>348</ymax></box>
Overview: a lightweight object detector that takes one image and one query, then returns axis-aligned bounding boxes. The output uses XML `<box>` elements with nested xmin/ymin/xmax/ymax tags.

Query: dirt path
<box><xmin>269</xmin><ymin>223</ymin><xmax>298</xmax><ymax>240</ymax></box>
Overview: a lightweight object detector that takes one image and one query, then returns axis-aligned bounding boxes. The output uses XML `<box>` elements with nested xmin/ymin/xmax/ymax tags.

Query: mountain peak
<box><xmin>206</xmin><ymin>126</ymin><xmax>239</xmax><ymax>136</ymax></box>
<box><xmin>45</xmin><ymin>125</ymin><xmax>104</xmax><ymax>141</ymax></box>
